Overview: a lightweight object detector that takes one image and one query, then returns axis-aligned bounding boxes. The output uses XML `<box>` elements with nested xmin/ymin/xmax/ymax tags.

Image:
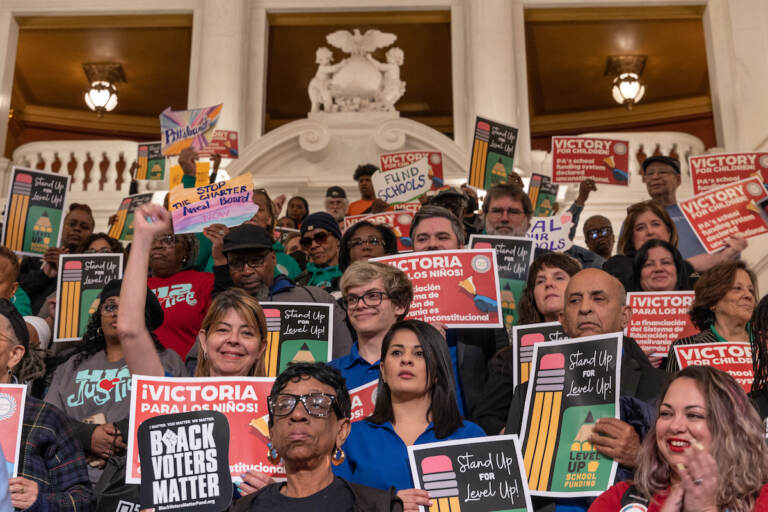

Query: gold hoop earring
<box><xmin>332</xmin><ymin>447</ymin><xmax>345</xmax><ymax>466</ymax></box>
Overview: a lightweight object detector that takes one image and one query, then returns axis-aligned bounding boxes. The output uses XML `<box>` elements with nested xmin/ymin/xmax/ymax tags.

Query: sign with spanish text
<box><xmin>526</xmin><ymin>213</ymin><xmax>574</xmax><ymax>252</ymax></box>
<box><xmin>135</xmin><ymin>142</ymin><xmax>166</xmax><ymax>181</ymax></box>
<box><xmin>380</xmin><ymin>150</ymin><xmax>444</xmax><ymax>190</ymax></box>
<box><xmin>0</xmin><ymin>384</ymin><xmax>26</xmax><ymax>477</ymax></box>
<box><xmin>408</xmin><ymin>435</ymin><xmax>533</xmax><ymax>512</ymax></box>
<box><xmin>372</xmin><ymin>249</ymin><xmax>503</xmax><ymax>328</ymax></box>
<box><xmin>528</xmin><ymin>173</ymin><xmax>559</xmax><ymax>217</ymax></box>
<box><xmin>342</xmin><ymin>211</ymin><xmax>414</xmax><ymax>251</ymax></box>
<box><xmin>469</xmin><ymin>116</ymin><xmax>519</xmax><ymax>190</ymax></box>
<box><xmin>2</xmin><ymin>166</ymin><xmax>70</xmax><ymax>257</ymax></box>
<box><xmin>674</xmin><ymin>342</ymin><xmax>754</xmax><ymax>393</ymax></box>
<box><xmin>521</xmin><ymin>334</ymin><xmax>621</xmax><ymax>497</ymax></box>
<box><xmin>138</xmin><ymin>410</ymin><xmax>232</xmax><ymax>512</ymax></box>
<box><xmin>160</xmin><ymin>104</ymin><xmax>223</xmax><ymax>156</ymax></box>
<box><xmin>197</xmin><ymin>130</ymin><xmax>239</xmax><ymax>159</ymax></box>
<box><xmin>689</xmin><ymin>152</ymin><xmax>768</xmax><ymax>195</ymax></box>
<box><xmin>259</xmin><ymin>302</ymin><xmax>333</xmax><ymax>377</ymax></box>
<box><xmin>678</xmin><ymin>175</ymin><xmax>768</xmax><ymax>253</ymax></box>
<box><xmin>349</xmin><ymin>380</ymin><xmax>378</xmax><ymax>423</ymax></box>
<box><xmin>108</xmin><ymin>193</ymin><xmax>154</xmax><ymax>241</ymax></box>
<box><xmin>372</xmin><ymin>157</ymin><xmax>431</xmax><ymax>205</ymax></box>
<box><xmin>54</xmin><ymin>253</ymin><xmax>123</xmax><ymax>342</ymax></box>
<box><xmin>469</xmin><ymin>235</ymin><xmax>535</xmax><ymax>330</ymax></box>
<box><xmin>512</xmin><ymin>322</ymin><xmax>567</xmax><ymax>389</ymax></box>
<box><xmin>127</xmin><ymin>376</ymin><xmax>279</xmax><ymax>484</ymax></box>
<box><xmin>168</xmin><ymin>174</ymin><xmax>259</xmax><ymax>234</ymax></box>
<box><xmin>552</xmin><ymin>137</ymin><xmax>629</xmax><ymax>186</ymax></box>
<box><xmin>625</xmin><ymin>292</ymin><xmax>698</xmax><ymax>357</ymax></box>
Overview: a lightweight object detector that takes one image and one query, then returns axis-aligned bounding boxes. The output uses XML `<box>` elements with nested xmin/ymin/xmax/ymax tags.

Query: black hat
<box><xmin>301</xmin><ymin>212</ymin><xmax>343</xmax><ymax>240</ymax></box>
<box><xmin>326</xmin><ymin>186</ymin><xmax>347</xmax><ymax>199</ymax></box>
<box><xmin>100</xmin><ymin>279</ymin><xmax>164</xmax><ymax>331</ymax></box>
<box><xmin>222</xmin><ymin>224</ymin><xmax>274</xmax><ymax>253</ymax></box>
<box><xmin>432</xmin><ymin>187</ymin><xmax>465</xmax><ymax>201</ymax></box>
<box><xmin>642</xmin><ymin>156</ymin><xmax>681</xmax><ymax>175</ymax></box>
<box><xmin>0</xmin><ymin>299</ymin><xmax>28</xmax><ymax>351</ymax></box>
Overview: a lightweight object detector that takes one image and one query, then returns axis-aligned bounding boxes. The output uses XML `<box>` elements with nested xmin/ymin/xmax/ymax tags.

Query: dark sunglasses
<box><xmin>268</xmin><ymin>393</ymin><xmax>340</xmax><ymax>418</ymax></box>
<box><xmin>300</xmin><ymin>231</ymin><xmax>330</xmax><ymax>248</ymax></box>
<box><xmin>587</xmin><ymin>227</ymin><xmax>612</xmax><ymax>239</ymax></box>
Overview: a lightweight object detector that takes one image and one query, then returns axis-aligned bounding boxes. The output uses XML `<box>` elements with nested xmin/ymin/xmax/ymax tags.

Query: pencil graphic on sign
<box><xmin>524</xmin><ymin>352</ymin><xmax>565</xmax><ymax>491</ymax></box>
<box><xmin>136</xmin><ymin>145</ymin><xmax>149</xmax><ymax>180</ymax></box>
<box><xmin>59</xmin><ymin>261</ymin><xmax>83</xmax><ymax>339</ymax></box>
<box><xmin>264</xmin><ymin>309</ymin><xmax>281</xmax><ymax>376</ymax></box>
<box><xmin>421</xmin><ymin>455</ymin><xmax>461</xmax><ymax>512</ymax></box>
<box><xmin>108</xmin><ymin>198</ymin><xmax>132</xmax><ymax>240</ymax></box>
<box><xmin>520</xmin><ymin>333</ymin><xmax>545</xmax><ymax>385</ymax></box>
<box><xmin>529</xmin><ymin>174</ymin><xmax>542</xmax><ymax>211</ymax></box>
<box><xmin>8</xmin><ymin>173</ymin><xmax>33</xmax><ymax>251</ymax></box>
<box><xmin>470</xmin><ymin>120</ymin><xmax>490</xmax><ymax>188</ymax></box>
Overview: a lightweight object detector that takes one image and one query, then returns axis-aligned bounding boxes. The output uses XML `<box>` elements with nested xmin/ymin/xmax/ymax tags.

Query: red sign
<box><xmin>625</xmin><ymin>292</ymin><xmax>698</xmax><ymax>357</ymax></box>
<box><xmin>349</xmin><ymin>380</ymin><xmax>378</xmax><ymax>423</ymax></box>
<box><xmin>127</xmin><ymin>376</ymin><xmax>279</xmax><ymax>484</ymax></box>
<box><xmin>674</xmin><ymin>342</ymin><xmax>753</xmax><ymax>392</ymax></box>
<box><xmin>381</xmin><ymin>151</ymin><xmax>444</xmax><ymax>190</ymax></box>
<box><xmin>689</xmin><ymin>152</ymin><xmax>768</xmax><ymax>195</ymax></box>
<box><xmin>197</xmin><ymin>129</ymin><xmax>239</xmax><ymax>159</ymax></box>
<box><xmin>552</xmin><ymin>136</ymin><xmax>630</xmax><ymax>186</ymax></box>
<box><xmin>678</xmin><ymin>175</ymin><xmax>768</xmax><ymax>253</ymax></box>
<box><xmin>0</xmin><ymin>384</ymin><xmax>26</xmax><ymax>477</ymax></box>
<box><xmin>342</xmin><ymin>211</ymin><xmax>414</xmax><ymax>251</ymax></box>
<box><xmin>372</xmin><ymin>249</ymin><xmax>503</xmax><ymax>328</ymax></box>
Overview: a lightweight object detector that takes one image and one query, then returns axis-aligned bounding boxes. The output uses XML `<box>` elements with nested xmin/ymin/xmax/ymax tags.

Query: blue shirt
<box><xmin>328</xmin><ymin>343</ymin><xmax>380</xmax><ymax>390</ymax></box>
<box><xmin>333</xmin><ymin>419</ymin><xmax>485</xmax><ymax>491</ymax></box>
<box><xmin>666</xmin><ymin>203</ymin><xmax>705</xmax><ymax>259</ymax></box>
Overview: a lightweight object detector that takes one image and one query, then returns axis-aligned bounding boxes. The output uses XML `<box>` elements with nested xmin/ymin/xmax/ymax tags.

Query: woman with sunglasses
<box><xmin>295</xmin><ymin>212</ymin><xmax>344</xmax><ymax>292</ymax></box>
<box><xmin>338</xmin><ymin>221</ymin><xmax>398</xmax><ymax>272</ymax></box>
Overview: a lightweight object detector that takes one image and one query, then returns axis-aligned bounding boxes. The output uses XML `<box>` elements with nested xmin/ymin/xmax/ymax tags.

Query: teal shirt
<box><xmin>12</xmin><ymin>287</ymin><xmax>32</xmax><ymax>316</ymax></box>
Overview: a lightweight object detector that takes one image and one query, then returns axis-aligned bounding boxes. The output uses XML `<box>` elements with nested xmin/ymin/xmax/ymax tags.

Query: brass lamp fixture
<box><xmin>605</xmin><ymin>55</ymin><xmax>647</xmax><ymax>110</ymax></box>
<box><xmin>82</xmin><ymin>62</ymin><xmax>126</xmax><ymax>117</ymax></box>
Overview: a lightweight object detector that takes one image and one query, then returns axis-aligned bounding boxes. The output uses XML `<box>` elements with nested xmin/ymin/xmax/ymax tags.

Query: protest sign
<box><xmin>408</xmin><ymin>434</ymin><xmax>533</xmax><ymax>512</ymax></box>
<box><xmin>512</xmin><ymin>322</ymin><xmax>567</xmax><ymax>389</ymax></box>
<box><xmin>372</xmin><ymin>157</ymin><xmax>431</xmax><ymax>205</ymax></box>
<box><xmin>469</xmin><ymin>235</ymin><xmax>534</xmax><ymax>329</ymax></box>
<box><xmin>0</xmin><ymin>384</ymin><xmax>27</xmax><ymax>477</ymax></box>
<box><xmin>678</xmin><ymin>175</ymin><xmax>768</xmax><ymax>253</ymax></box>
<box><xmin>674</xmin><ymin>342</ymin><xmax>753</xmax><ymax>392</ymax></box>
<box><xmin>528</xmin><ymin>173</ymin><xmax>559</xmax><ymax>217</ymax></box>
<box><xmin>626</xmin><ymin>292</ymin><xmax>698</xmax><ymax>357</ymax></box>
<box><xmin>160</xmin><ymin>104</ymin><xmax>223</xmax><ymax>156</ymax></box>
<box><xmin>689</xmin><ymin>151</ymin><xmax>768</xmax><ymax>195</ymax></box>
<box><xmin>197</xmin><ymin>130</ymin><xmax>239</xmax><ymax>159</ymax></box>
<box><xmin>127</xmin><ymin>376</ymin><xmax>279</xmax><ymax>484</ymax></box>
<box><xmin>526</xmin><ymin>213</ymin><xmax>574</xmax><ymax>252</ymax></box>
<box><xmin>379</xmin><ymin>150</ymin><xmax>444</xmax><ymax>190</ymax></box>
<box><xmin>108</xmin><ymin>192</ymin><xmax>154</xmax><ymax>241</ymax></box>
<box><xmin>168</xmin><ymin>174</ymin><xmax>259</xmax><ymax>234</ymax></box>
<box><xmin>521</xmin><ymin>334</ymin><xmax>621</xmax><ymax>497</ymax></box>
<box><xmin>552</xmin><ymin>137</ymin><xmax>630</xmax><ymax>186</ymax></box>
<box><xmin>469</xmin><ymin>116</ymin><xmax>519</xmax><ymax>190</ymax></box>
<box><xmin>342</xmin><ymin>210</ymin><xmax>414</xmax><ymax>251</ymax></box>
<box><xmin>349</xmin><ymin>380</ymin><xmax>378</xmax><ymax>423</ymax></box>
<box><xmin>372</xmin><ymin>249</ymin><xmax>503</xmax><ymax>328</ymax></box>
<box><xmin>135</xmin><ymin>142</ymin><xmax>166</xmax><ymax>181</ymax></box>
<box><xmin>259</xmin><ymin>302</ymin><xmax>333</xmax><ymax>377</ymax></box>
<box><xmin>2</xmin><ymin>166</ymin><xmax>69</xmax><ymax>257</ymax></box>
<box><xmin>54</xmin><ymin>253</ymin><xmax>123</xmax><ymax>342</ymax></box>
<box><xmin>138</xmin><ymin>410</ymin><xmax>232</xmax><ymax>512</ymax></box>
<box><xmin>169</xmin><ymin>161</ymin><xmax>212</xmax><ymax>189</ymax></box>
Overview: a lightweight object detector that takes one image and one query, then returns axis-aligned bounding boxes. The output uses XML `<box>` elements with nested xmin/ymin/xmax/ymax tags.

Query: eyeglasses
<box><xmin>300</xmin><ymin>231</ymin><xmax>330</xmax><ymax>248</ymax></box>
<box><xmin>101</xmin><ymin>302</ymin><xmax>119</xmax><ymax>314</ymax></box>
<box><xmin>343</xmin><ymin>290</ymin><xmax>389</xmax><ymax>309</ymax></box>
<box><xmin>586</xmin><ymin>227</ymin><xmax>612</xmax><ymax>240</ymax></box>
<box><xmin>228</xmin><ymin>255</ymin><xmax>268</xmax><ymax>271</ymax></box>
<box><xmin>268</xmin><ymin>393</ymin><xmax>339</xmax><ymax>418</ymax></box>
<box><xmin>85</xmin><ymin>247</ymin><xmax>115</xmax><ymax>254</ymax></box>
<box><xmin>152</xmin><ymin>234</ymin><xmax>176</xmax><ymax>246</ymax></box>
<box><xmin>488</xmin><ymin>207</ymin><xmax>524</xmax><ymax>216</ymax></box>
<box><xmin>348</xmin><ymin>237</ymin><xmax>381</xmax><ymax>249</ymax></box>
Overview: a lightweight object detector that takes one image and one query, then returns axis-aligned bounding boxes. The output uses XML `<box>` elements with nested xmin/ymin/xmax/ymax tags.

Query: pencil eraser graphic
<box><xmin>521</xmin><ymin>333</ymin><xmax>545</xmax><ymax>346</ymax></box>
<box><xmin>15</xmin><ymin>174</ymin><xmax>32</xmax><ymax>185</ymax></box>
<box><xmin>422</xmin><ymin>455</ymin><xmax>452</xmax><ymax>475</ymax></box>
<box><xmin>421</xmin><ymin>455</ymin><xmax>459</xmax><ymax>498</ymax></box>
<box><xmin>474</xmin><ymin>242</ymin><xmax>492</xmax><ymax>249</ymax></box>
<box><xmin>541</xmin><ymin>353</ymin><xmax>565</xmax><ymax>370</ymax></box>
<box><xmin>63</xmin><ymin>261</ymin><xmax>83</xmax><ymax>271</ymax></box>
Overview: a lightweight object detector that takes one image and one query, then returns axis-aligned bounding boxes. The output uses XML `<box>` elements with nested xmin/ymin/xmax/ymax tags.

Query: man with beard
<box><xmin>324</xmin><ymin>186</ymin><xmax>349</xmax><ymax>226</ymax></box>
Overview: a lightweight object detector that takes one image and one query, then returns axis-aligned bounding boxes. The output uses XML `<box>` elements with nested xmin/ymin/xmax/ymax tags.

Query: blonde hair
<box><xmin>340</xmin><ymin>261</ymin><xmax>413</xmax><ymax>318</ymax></box>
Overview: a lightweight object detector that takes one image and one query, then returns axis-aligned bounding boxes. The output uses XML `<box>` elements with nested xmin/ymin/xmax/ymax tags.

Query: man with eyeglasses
<box><xmin>583</xmin><ymin>215</ymin><xmax>615</xmax><ymax>259</ymax></box>
<box><xmin>295</xmin><ymin>212</ymin><xmax>344</xmax><ymax>292</ymax></box>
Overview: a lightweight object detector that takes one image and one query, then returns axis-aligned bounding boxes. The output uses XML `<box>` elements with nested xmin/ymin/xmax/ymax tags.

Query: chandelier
<box><xmin>82</xmin><ymin>63</ymin><xmax>125</xmax><ymax>117</ymax></box>
<box><xmin>605</xmin><ymin>56</ymin><xmax>647</xmax><ymax>110</ymax></box>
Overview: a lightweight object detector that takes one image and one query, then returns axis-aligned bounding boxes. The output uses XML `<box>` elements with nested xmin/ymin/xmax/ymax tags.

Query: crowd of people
<box><xmin>2</xmin><ymin>152</ymin><xmax>767</xmax><ymax>512</ymax></box>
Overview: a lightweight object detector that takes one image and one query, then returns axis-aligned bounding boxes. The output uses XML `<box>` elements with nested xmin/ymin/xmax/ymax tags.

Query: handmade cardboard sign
<box><xmin>127</xmin><ymin>376</ymin><xmax>279</xmax><ymax>484</ymax></box>
<box><xmin>469</xmin><ymin>116</ymin><xmax>519</xmax><ymax>190</ymax></box>
<box><xmin>0</xmin><ymin>384</ymin><xmax>27</xmax><ymax>477</ymax></box>
<box><xmin>689</xmin><ymin>151</ymin><xmax>768</xmax><ymax>194</ymax></box>
<box><xmin>552</xmin><ymin>137</ymin><xmax>629</xmax><ymax>186</ymax></box>
<box><xmin>2</xmin><ymin>166</ymin><xmax>69</xmax><ymax>257</ymax></box>
<box><xmin>521</xmin><ymin>334</ymin><xmax>621</xmax><ymax>497</ymax></box>
<box><xmin>54</xmin><ymin>253</ymin><xmax>123</xmax><ymax>342</ymax></box>
<box><xmin>108</xmin><ymin>193</ymin><xmax>154</xmax><ymax>241</ymax></box>
<box><xmin>512</xmin><ymin>322</ymin><xmax>567</xmax><ymax>389</ymax></box>
<box><xmin>526</xmin><ymin>213</ymin><xmax>574</xmax><ymax>252</ymax></box>
<box><xmin>138</xmin><ymin>410</ymin><xmax>232</xmax><ymax>512</ymax></box>
<box><xmin>408</xmin><ymin>435</ymin><xmax>533</xmax><ymax>512</ymax></box>
<box><xmin>372</xmin><ymin>249</ymin><xmax>503</xmax><ymax>328</ymax></box>
<box><xmin>372</xmin><ymin>157</ymin><xmax>431</xmax><ymax>204</ymax></box>
<box><xmin>528</xmin><ymin>173</ymin><xmax>559</xmax><ymax>217</ymax></box>
<box><xmin>349</xmin><ymin>380</ymin><xmax>378</xmax><ymax>423</ymax></box>
<box><xmin>625</xmin><ymin>292</ymin><xmax>698</xmax><ymax>357</ymax></box>
<box><xmin>674</xmin><ymin>342</ymin><xmax>753</xmax><ymax>392</ymax></box>
<box><xmin>197</xmin><ymin>130</ymin><xmax>239</xmax><ymax>159</ymax></box>
<box><xmin>135</xmin><ymin>142</ymin><xmax>166</xmax><ymax>181</ymax></box>
<box><xmin>379</xmin><ymin>150</ymin><xmax>444</xmax><ymax>190</ymax></box>
<box><xmin>678</xmin><ymin>175</ymin><xmax>768</xmax><ymax>253</ymax></box>
<box><xmin>160</xmin><ymin>104</ymin><xmax>223</xmax><ymax>156</ymax></box>
<box><xmin>342</xmin><ymin>211</ymin><xmax>414</xmax><ymax>251</ymax></box>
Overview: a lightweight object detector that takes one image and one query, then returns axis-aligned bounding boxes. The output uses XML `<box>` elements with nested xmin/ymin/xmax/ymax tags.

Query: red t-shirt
<box><xmin>148</xmin><ymin>269</ymin><xmax>213</xmax><ymax>360</ymax></box>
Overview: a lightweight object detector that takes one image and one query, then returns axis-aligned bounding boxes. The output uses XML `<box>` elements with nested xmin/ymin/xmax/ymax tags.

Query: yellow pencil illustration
<box><xmin>471</xmin><ymin>121</ymin><xmax>490</xmax><ymax>188</ymax></box>
<box><xmin>59</xmin><ymin>260</ymin><xmax>83</xmax><ymax>339</ymax></box>
<box><xmin>136</xmin><ymin>145</ymin><xmax>149</xmax><ymax>180</ymax></box>
<box><xmin>264</xmin><ymin>309</ymin><xmax>281</xmax><ymax>376</ymax></box>
<box><xmin>7</xmin><ymin>173</ymin><xmax>32</xmax><ymax>251</ymax></box>
<box><xmin>108</xmin><ymin>198</ymin><xmax>132</xmax><ymax>239</ymax></box>
<box><xmin>421</xmin><ymin>455</ymin><xmax>461</xmax><ymax>512</ymax></box>
<box><xmin>519</xmin><ymin>332</ymin><xmax>544</xmax><ymax>385</ymax></box>
<box><xmin>529</xmin><ymin>174</ymin><xmax>542</xmax><ymax>210</ymax></box>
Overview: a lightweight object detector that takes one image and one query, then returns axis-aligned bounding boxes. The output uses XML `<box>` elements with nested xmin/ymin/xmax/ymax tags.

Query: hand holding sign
<box><xmin>588</xmin><ymin>418</ymin><xmax>640</xmax><ymax>468</ymax></box>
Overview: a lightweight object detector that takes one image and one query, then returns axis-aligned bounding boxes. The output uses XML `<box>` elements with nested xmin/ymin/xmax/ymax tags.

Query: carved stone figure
<box><xmin>308</xmin><ymin>47</ymin><xmax>346</xmax><ymax>112</ymax></box>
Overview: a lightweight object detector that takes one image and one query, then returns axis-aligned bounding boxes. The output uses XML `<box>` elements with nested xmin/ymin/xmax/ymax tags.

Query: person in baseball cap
<box><xmin>296</xmin><ymin>212</ymin><xmax>343</xmax><ymax>291</ymax></box>
<box><xmin>325</xmin><ymin>186</ymin><xmax>349</xmax><ymax>223</ymax></box>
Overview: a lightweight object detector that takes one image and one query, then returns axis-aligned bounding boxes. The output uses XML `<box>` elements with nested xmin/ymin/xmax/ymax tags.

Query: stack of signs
<box><xmin>552</xmin><ymin>137</ymin><xmax>630</xmax><ymax>186</ymax></box>
<box><xmin>408</xmin><ymin>435</ymin><xmax>533</xmax><ymax>512</ymax></box>
<box><xmin>135</xmin><ymin>142</ymin><xmax>166</xmax><ymax>181</ymax></box>
<box><xmin>160</xmin><ymin>104</ymin><xmax>223</xmax><ymax>155</ymax></box>
<box><xmin>0</xmin><ymin>384</ymin><xmax>27</xmax><ymax>477</ymax></box>
<box><xmin>469</xmin><ymin>235</ymin><xmax>534</xmax><ymax>330</ymax></box>
<box><xmin>674</xmin><ymin>342</ymin><xmax>754</xmax><ymax>392</ymax></box>
<box><xmin>678</xmin><ymin>175</ymin><xmax>768</xmax><ymax>253</ymax></box>
<box><xmin>127</xmin><ymin>376</ymin><xmax>280</xmax><ymax>486</ymax></box>
<box><xmin>521</xmin><ymin>334</ymin><xmax>621</xmax><ymax>497</ymax></box>
<box><xmin>349</xmin><ymin>381</ymin><xmax>378</xmax><ymax>423</ymax></box>
<box><xmin>198</xmin><ymin>130</ymin><xmax>239</xmax><ymax>159</ymax></box>
<box><xmin>168</xmin><ymin>174</ymin><xmax>259</xmax><ymax>234</ymax></box>
<box><xmin>108</xmin><ymin>193</ymin><xmax>154</xmax><ymax>241</ymax></box>
<box><xmin>260</xmin><ymin>303</ymin><xmax>333</xmax><ymax>377</ymax></box>
<box><xmin>689</xmin><ymin>152</ymin><xmax>768</xmax><ymax>194</ymax></box>
<box><xmin>526</xmin><ymin>213</ymin><xmax>574</xmax><ymax>252</ymax></box>
<box><xmin>469</xmin><ymin>116</ymin><xmax>519</xmax><ymax>190</ymax></box>
<box><xmin>342</xmin><ymin>211</ymin><xmax>414</xmax><ymax>251</ymax></box>
<box><xmin>528</xmin><ymin>173</ymin><xmax>559</xmax><ymax>217</ymax></box>
<box><xmin>512</xmin><ymin>322</ymin><xmax>567</xmax><ymax>389</ymax></box>
<box><xmin>54</xmin><ymin>253</ymin><xmax>123</xmax><ymax>342</ymax></box>
<box><xmin>372</xmin><ymin>249</ymin><xmax>503</xmax><ymax>328</ymax></box>
<box><xmin>372</xmin><ymin>157</ymin><xmax>431</xmax><ymax>205</ymax></box>
<box><xmin>2</xmin><ymin>167</ymin><xmax>69</xmax><ymax>256</ymax></box>
<box><xmin>625</xmin><ymin>292</ymin><xmax>698</xmax><ymax>358</ymax></box>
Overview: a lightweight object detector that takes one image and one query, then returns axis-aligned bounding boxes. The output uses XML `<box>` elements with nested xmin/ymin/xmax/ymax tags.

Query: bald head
<box><xmin>558</xmin><ymin>268</ymin><xmax>629</xmax><ymax>338</ymax></box>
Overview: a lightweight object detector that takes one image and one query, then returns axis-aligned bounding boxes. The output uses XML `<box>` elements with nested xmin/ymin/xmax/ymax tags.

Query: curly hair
<box><xmin>617</xmin><ymin>200</ymin><xmax>678</xmax><ymax>255</ymax></box>
<box><xmin>633</xmin><ymin>366</ymin><xmax>768</xmax><ymax>512</ymax></box>
<box><xmin>518</xmin><ymin>252</ymin><xmax>582</xmax><ymax>325</ymax></box>
<box><xmin>688</xmin><ymin>261</ymin><xmax>757</xmax><ymax>331</ymax></box>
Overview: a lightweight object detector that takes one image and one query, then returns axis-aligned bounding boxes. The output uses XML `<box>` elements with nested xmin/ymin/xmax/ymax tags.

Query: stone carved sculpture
<box><xmin>308</xmin><ymin>29</ymin><xmax>406</xmax><ymax>113</ymax></box>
